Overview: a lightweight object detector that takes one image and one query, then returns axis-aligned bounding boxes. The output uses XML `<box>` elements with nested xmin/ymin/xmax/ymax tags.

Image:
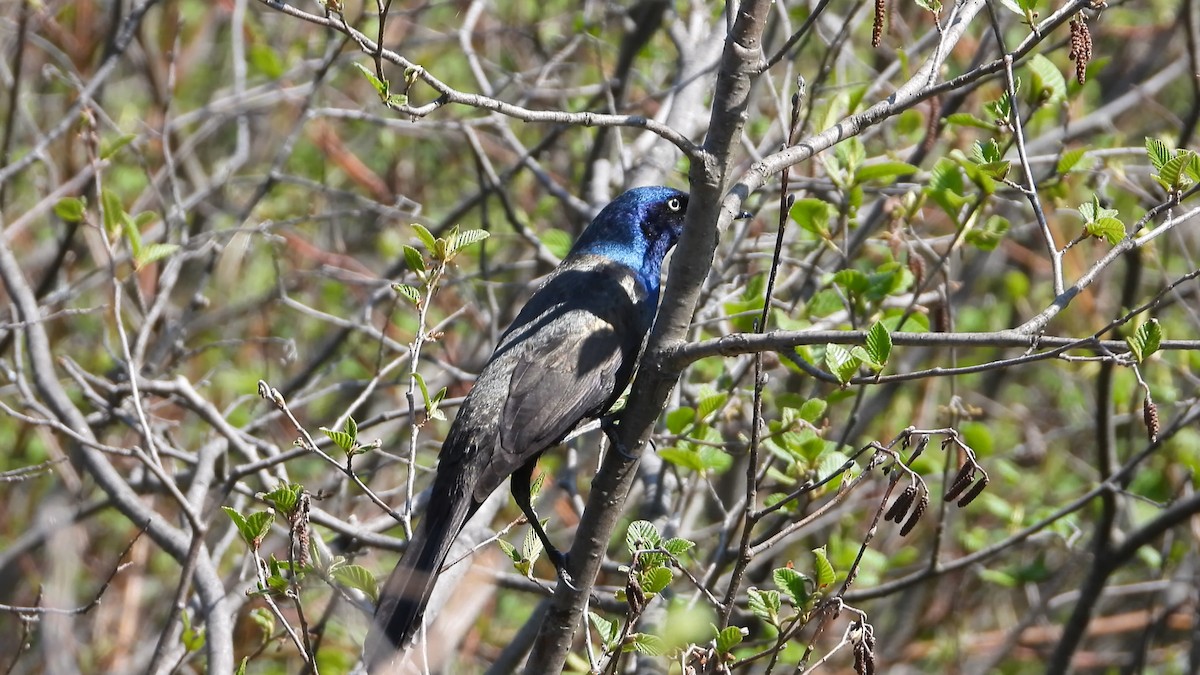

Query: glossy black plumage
<box><xmin>364</xmin><ymin>186</ymin><xmax>688</xmax><ymax>673</ymax></box>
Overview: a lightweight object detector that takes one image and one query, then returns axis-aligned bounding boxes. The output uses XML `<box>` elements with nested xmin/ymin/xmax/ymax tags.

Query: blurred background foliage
<box><xmin>1</xmin><ymin>0</ymin><xmax>1199</xmax><ymax>672</ymax></box>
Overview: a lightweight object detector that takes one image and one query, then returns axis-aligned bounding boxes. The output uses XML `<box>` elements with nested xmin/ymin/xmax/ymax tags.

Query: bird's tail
<box><xmin>363</xmin><ymin>477</ymin><xmax>475</xmax><ymax>674</ymax></box>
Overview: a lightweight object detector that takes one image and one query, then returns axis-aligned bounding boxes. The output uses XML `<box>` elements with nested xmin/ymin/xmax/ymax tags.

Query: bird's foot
<box><xmin>546</xmin><ymin>548</ymin><xmax>577</xmax><ymax>590</ymax></box>
<box><xmin>600</xmin><ymin>415</ymin><xmax>637</xmax><ymax>461</ymax></box>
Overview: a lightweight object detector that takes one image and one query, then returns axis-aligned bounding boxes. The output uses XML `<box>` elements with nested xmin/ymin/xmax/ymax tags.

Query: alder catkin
<box><xmin>1143</xmin><ymin>396</ymin><xmax>1160</xmax><ymax>443</ymax></box>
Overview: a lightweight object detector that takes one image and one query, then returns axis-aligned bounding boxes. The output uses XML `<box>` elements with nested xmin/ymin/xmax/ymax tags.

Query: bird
<box><xmin>364</xmin><ymin>185</ymin><xmax>690</xmax><ymax>672</ymax></box>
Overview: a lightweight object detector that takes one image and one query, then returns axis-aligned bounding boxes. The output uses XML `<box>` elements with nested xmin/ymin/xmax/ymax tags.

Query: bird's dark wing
<box><xmin>467</xmin><ymin>263</ymin><xmax>647</xmax><ymax>501</ymax></box>
<box><xmin>469</xmin><ymin>313</ymin><xmax>632</xmax><ymax>502</ymax></box>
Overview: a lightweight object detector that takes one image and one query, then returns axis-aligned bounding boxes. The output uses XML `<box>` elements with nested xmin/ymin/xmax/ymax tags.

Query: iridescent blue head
<box><xmin>569</xmin><ymin>186</ymin><xmax>688</xmax><ymax>293</ymax></box>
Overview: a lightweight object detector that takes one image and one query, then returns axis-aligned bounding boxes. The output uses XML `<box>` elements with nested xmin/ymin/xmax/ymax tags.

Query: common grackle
<box><xmin>364</xmin><ymin>186</ymin><xmax>689</xmax><ymax>672</ymax></box>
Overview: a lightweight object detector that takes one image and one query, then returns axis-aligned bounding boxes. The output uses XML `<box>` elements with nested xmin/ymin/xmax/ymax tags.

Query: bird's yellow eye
<box><xmin>667</xmin><ymin>198</ymin><xmax>682</xmax><ymax>211</ymax></box>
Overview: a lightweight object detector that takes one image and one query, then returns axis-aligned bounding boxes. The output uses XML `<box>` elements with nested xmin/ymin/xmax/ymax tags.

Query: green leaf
<box><xmin>447</xmin><ymin>228</ymin><xmax>490</xmax><ymax>255</ymax></box>
<box><xmin>697</xmin><ymin>391</ymin><xmax>728</xmax><ymax>420</ymax></box>
<box><xmin>412</xmin><ymin>223</ymin><xmax>437</xmax><ymax>251</ymax></box>
<box><xmin>588</xmin><ymin>611</ymin><xmax>618</xmax><ymax>646</ymax></box>
<box><xmin>831</xmin><ymin>269</ymin><xmax>869</xmax><ymax>295</ymax></box>
<box><xmin>773</xmin><ymin>567</ymin><xmax>812</xmax><ymax>606</ymax></box>
<box><xmin>799</xmin><ymin>398</ymin><xmax>827</xmax><ymax>423</ymax></box>
<box><xmin>1127</xmin><ymin>319</ymin><xmax>1162</xmax><ymax>362</ymax></box>
<box><xmin>54</xmin><ymin>197</ymin><xmax>86</xmax><ymax>223</ymax></box>
<box><xmin>658</xmin><ymin>447</ymin><xmax>705</xmax><ymax>472</ymax></box>
<box><xmin>496</xmin><ymin>538</ymin><xmax>520</xmax><ymax>563</ymax></box>
<box><xmin>854</xmin><ymin>161</ymin><xmax>918</xmax><ymax>184</ymax></box>
<box><xmin>540</xmin><ymin>228</ymin><xmax>572</xmax><ymax>258</ymax></box>
<box><xmin>1084</xmin><ymin>217</ymin><xmax>1125</xmax><ymax>245</ymax></box>
<box><xmin>352</xmin><ymin>62</ymin><xmax>388</xmax><ymax>98</ymax></box>
<box><xmin>1056</xmin><ymin>148</ymin><xmax>1091</xmax><ymax>174</ymax></box>
<box><xmin>626</xmin><ymin>520</ymin><xmax>661</xmax><ymax>553</ymax></box>
<box><xmin>663</xmin><ymin>537</ymin><xmax>695</xmax><ymax>557</ymax></box>
<box><xmin>393</xmin><ymin>283</ymin><xmax>421</xmax><ymax>305</ymax></box>
<box><xmin>945</xmin><ymin>112</ymin><xmax>998</xmax><ymax>131</ymax></box>
<box><xmin>1146</xmin><ymin>137</ymin><xmax>1171</xmax><ymax>171</ymax></box>
<box><xmin>331</xmin><ymin>564</ymin><xmax>379</xmax><ymax>602</ymax></box>
<box><xmin>101</xmin><ymin>133</ymin><xmax>137</xmax><ymax>160</ymax></box>
<box><xmin>402</xmin><ymin>245</ymin><xmax>426</xmax><ymax>276</ymax></box>
<box><xmin>1026</xmin><ymin>54</ymin><xmax>1067</xmax><ymax>105</ymax></box>
<box><xmin>412</xmin><ymin>372</ymin><xmax>433</xmax><ymax>411</ymax></box>
<box><xmin>864</xmin><ymin>321</ymin><xmax>892</xmax><ymax>367</ymax></box>
<box><xmin>1155</xmin><ymin>151</ymin><xmax>1196</xmax><ymax>191</ymax></box>
<box><xmin>913</xmin><ymin>0</ymin><xmax>942</xmax><ymax>14</ymax></box>
<box><xmin>320</xmin><ymin>426</ymin><xmax>355</xmax><ymax>453</ymax></box>
<box><xmin>665</xmin><ymin>407</ymin><xmax>695</xmax><ymax>435</ymax></box>
<box><xmin>625</xmin><ymin>633</ymin><xmax>666</xmax><ymax>655</ymax></box>
<box><xmin>964</xmin><ymin>215</ymin><xmax>1011</xmax><ymax>251</ymax></box>
<box><xmin>640</xmin><ymin>567</ymin><xmax>673</xmax><ymax>594</ymax></box>
<box><xmin>850</xmin><ymin>346</ymin><xmax>878</xmax><ymax>368</ymax></box>
<box><xmin>249</xmin><ymin>42</ymin><xmax>285</xmax><ymax>79</ymax></box>
<box><xmin>522</xmin><ymin>520</ymin><xmax>545</xmax><ymax>563</ymax></box>
<box><xmin>715</xmin><ymin>625</ymin><xmax>746</xmax><ymax>654</ymax></box>
<box><xmin>746</xmin><ymin>587</ymin><xmax>781</xmax><ymax>626</ymax></box>
<box><xmin>806</xmin><ymin>289</ymin><xmax>843</xmax><ymax>317</ymax></box>
<box><xmin>262</xmin><ymin>483</ymin><xmax>302</xmax><ymax>516</ymax></box>
<box><xmin>698</xmin><ymin>445</ymin><xmax>734</xmax><ymax>474</ymax></box>
<box><xmin>790</xmin><ymin>198</ymin><xmax>831</xmax><ymax>238</ymax></box>
<box><xmin>101</xmin><ymin>189</ymin><xmax>125</xmax><ymax>236</ymax></box>
<box><xmin>221</xmin><ymin>506</ymin><xmax>248</xmax><ymax>540</ymax></box>
<box><xmin>135</xmin><ymin>242</ymin><xmax>179</xmax><ymax>269</ymax></box>
<box><xmin>181</xmin><ymin>610</ymin><xmax>205</xmax><ymax>653</ymax></box>
<box><xmin>812</xmin><ymin>547</ymin><xmax>836</xmax><ymax>589</ymax></box>
<box><xmin>224</xmin><ymin>507</ymin><xmax>275</xmax><ymax>549</ymax></box>
<box><xmin>824</xmin><ymin>344</ymin><xmax>860</xmax><ymax>384</ymax></box>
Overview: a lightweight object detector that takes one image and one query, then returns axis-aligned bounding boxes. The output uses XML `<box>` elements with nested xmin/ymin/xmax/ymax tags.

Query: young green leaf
<box><xmin>640</xmin><ymin>567</ymin><xmax>673</xmax><ymax>594</ymax></box>
<box><xmin>790</xmin><ymin>198</ymin><xmax>832</xmax><ymax>238</ymax></box>
<box><xmin>813</xmin><ymin>546</ymin><xmax>836</xmax><ymax>589</ymax></box>
<box><xmin>412</xmin><ymin>223</ymin><xmax>437</xmax><ymax>251</ymax></box>
<box><xmin>715</xmin><ymin>625</ymin><xmax>747</xmax><ymax>654</ymax></box>
<box><xmin>1126</xmin><ymin>319</ymin><xmax>1162</xmax><ymax>362</ymax></box>
<box><xmin>588</xmin><ymin>611</ymin><xmax>618</xmax><ymax>646</ymax></box>
<box><xmin>1026</xmin><ymin>54</ymin><xmax>1067</xmax><ymax>105</ymax></box>
<box><xmin>135</xmin><ymin>243</ymin><xmax>179</xmax><ymax>269</ymax></box>
<box><xmin>747</xmin><ymin>587</ymin><xmax>781</xmax><ymax>626</ymax></box>
<box><xmin>331</xmin><ymin>564</ymin><xmax>379</xmax><ymax>602</ymax></box>
<box><xmin>496</xmin><ymin>538</ymin><xmax>521</xmax><ymax>563</ymax></box>
<box><xmin>320</xmin><ymin>426</ymin><xmax>356</xmax><ymax>454</ymax></box>
<box><xmin>626</xmin><ymin>520</ymin><xmax>661</xmax><ymax>552</ymax></box>
<box><xmin>352</xmin><ymin>62</ymin><xmax>388</xmax><ymax>98</ymax></box>
<box><xmin>1145</xmin><ymin>137</ymin><xmax>1171</xmax><ymax>171</ymax></box>
<box><xmin>864</xmin><ymin>321</ymin><xmax>892</xmax><ymax>367</ymax></box>
<box><xmin>824</xmin><ymin>344</ymin><xmax>860</xmax><ymax>384</ymax></box>
<box><xmin>854</xmin><ymin>161</ymin><xmax>919</xmax><ymax>184</ymax></box>
<box><xmin>663</xmin><ymin>537</ymin><xmax>696</xmax><ymax>557</ymax></box>
<box><xmin>625</xmin><ymin>633</ymin><xmax>666</xmax><ymax>655</ymax></box>
<box><xmin>773</xmin><ymin>566</ymin><xmax>812</xmax><ymax>607</ymax></box>
<box><xmin>447</xmin><ymin>228</ymin><xmax>490</xmax><ymax>256</ymax></box>
<box><xmin>261</xmin><ymin>483</ymin><xmax>303</xmax><ymax>516</ymax></box>
<box><xmin>54</xmin><ymin>197</ymin><xmax>86</xmax><ymax>223</ymax></box>
<box><xmin>402</xmin><ymin>245</ymin><xmax>426</xmax><ymax>277</ymax></box>
<box><xmin>393</xmin><ymin>283</ymin><xmax>421</xmax><ymax>305</ymax></box>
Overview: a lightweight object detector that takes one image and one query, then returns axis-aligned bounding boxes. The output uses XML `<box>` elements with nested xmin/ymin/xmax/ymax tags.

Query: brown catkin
<box><xmin>923</xmin><ymin>96</ymin><xmax>942</xmax><ymax>153</ymax></box>
<box><xmin>872</xmin><ymin>0</ymin><xmax>886</xmax><ymax>47</ymax></box>
<box><xmin>1069</xmin><ymin>18</ymin><xmax>1092</xmax><ymax>85</ymax></box>
<box><xmin>957</xmin><ymin>475</ymin><xmax>990</xmax><ymax>507</ymax></box>
<box><xmin>1143</xmin><ymin>396</ymin><xmax>1160</xmax><ymax>443</ymax></box>
<box><xmin>908</xmin><ymin>254</ymin><xmax>927</xmax><ymax>289</ymax></box>
<box><xmin>886</xmin><ymin>485</ymin><xmax>917</xmax><ymax>522</ymax></box>
<box><xmin>899</xmin><ymin>491</ymin><xmax>929</xmax><ymax>536</ymax></box>
<box><xmin>944</xmin><ymin>462</ymin><xmax>975</xmax><ymax>501</ymax></box>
